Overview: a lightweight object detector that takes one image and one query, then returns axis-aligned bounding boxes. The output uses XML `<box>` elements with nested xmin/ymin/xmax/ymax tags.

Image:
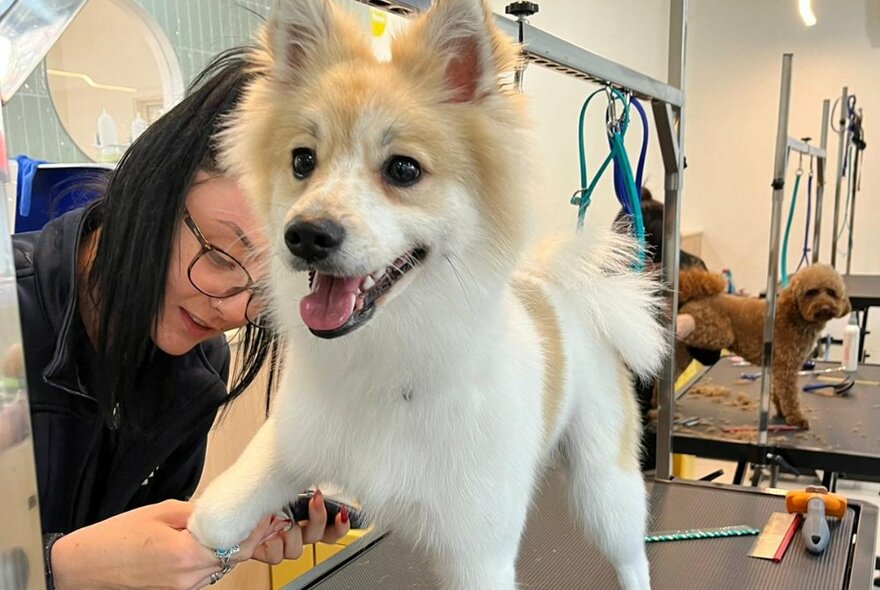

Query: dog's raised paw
<box><xmin>188</xmin><ymin>501</ymin><xmax>257</xmax><ymax>550</ymax></box>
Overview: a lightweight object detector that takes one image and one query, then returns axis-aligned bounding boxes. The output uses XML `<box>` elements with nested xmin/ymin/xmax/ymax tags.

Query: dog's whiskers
<box><xmin>445</xmin><ymin>255</ymin><xmax>474</xmax><ymax>312</ymax></box>
<box><xmin>448</xmin><ymin>252</ymin><xmax>477</xmax><ymax>286</ymax></box>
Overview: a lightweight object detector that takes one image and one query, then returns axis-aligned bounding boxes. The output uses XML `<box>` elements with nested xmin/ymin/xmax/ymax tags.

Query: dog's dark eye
<box><xmin>805</xmin><ymin>288</ymin><xmax>820</xmax><ymax>297</ymax></box>
<box><xmin>826</xmin><ymin>289</ymin><xmax>837</xmax><ymax>298</ymax></box>
<box><xmin>383</xmin><ymin>156</ymin><xmax>422</xmax><ymax>187</ymax></box>
<box><xmin>292</xmin><ymin>148</ymin><xmax>317</xmax><ymax>179</ymax></box>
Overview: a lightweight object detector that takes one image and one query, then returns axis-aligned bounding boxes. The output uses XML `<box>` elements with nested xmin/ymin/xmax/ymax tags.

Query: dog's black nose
<box><xmin>285</xmin><ymin>219</ymin><xmax>346</xmax><ymax>262</ymax></box>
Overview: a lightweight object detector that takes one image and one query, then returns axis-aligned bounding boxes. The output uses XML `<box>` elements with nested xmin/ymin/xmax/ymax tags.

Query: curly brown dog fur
<box><xmin>678</xmin><ymin>264</ymin><xmax>851</xmax><ymax>429</ymax></box>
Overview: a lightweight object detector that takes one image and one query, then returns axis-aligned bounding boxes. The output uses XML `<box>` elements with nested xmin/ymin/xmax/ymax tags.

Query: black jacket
<box><xmin>14</xmin><ymin>206</ymin><xmax>230</xmax><ymax>534</ymax></box>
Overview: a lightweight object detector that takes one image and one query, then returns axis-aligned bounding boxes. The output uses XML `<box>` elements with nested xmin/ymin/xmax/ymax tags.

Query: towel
<box><xmin>15</xmin><ymin>154</ymin><xmax>47</xmax><ymax>218</ymax></box>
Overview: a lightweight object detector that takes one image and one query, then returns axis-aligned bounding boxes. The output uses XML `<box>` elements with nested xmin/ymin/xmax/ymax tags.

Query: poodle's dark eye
<box><xmin>292</xmin><ymin>148</ymin><xmax>317</xmax><ymax>179</ymax></box>
<box><xmin>826</xmin><ymin>289</ymin><xmax>837</xmax><ymax>299</ymax></box>
<box><xmin>383</xmin><ymin>156</ymin><xmax>422</xmax><ymax>187</ymax></box>
<box><xmin>805</xmin><ymin>288</ymin><xmax>820</xmax><ymax>297</ymax></box>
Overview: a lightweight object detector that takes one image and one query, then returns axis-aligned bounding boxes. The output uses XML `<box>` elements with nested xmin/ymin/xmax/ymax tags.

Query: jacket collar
<box><xmin>35</xmin><ymin>205</ymin><xmax>97</xmax><ymax>396</ymax></box>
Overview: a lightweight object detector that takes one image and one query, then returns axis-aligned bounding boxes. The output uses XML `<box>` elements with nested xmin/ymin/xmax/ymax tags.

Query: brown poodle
<box><xmin>678</xmin><ymin>264</ymin><xmax>851</xmax><ymax>429</ymax></box>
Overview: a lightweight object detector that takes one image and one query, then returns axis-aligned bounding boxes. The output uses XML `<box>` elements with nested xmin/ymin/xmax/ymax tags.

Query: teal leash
<box><xmin>572</xmin><ymin>86</ymin><xmax>646</xmax><ymax>271</ymax></box>
<box><xmin>645</xmin><ymin>525</ymin><xmax>760</xmax><ymax>543</ymax></box>
<box><xmin>780</xmin><ymin>169</ymin><xmax>803</xmax><ymax>288</ymax></box>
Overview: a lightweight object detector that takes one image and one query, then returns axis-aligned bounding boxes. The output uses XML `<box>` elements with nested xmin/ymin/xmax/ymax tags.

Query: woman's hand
<box><xmin>50</xmin><ymin>495</ymin><xmax>348</xmax><ymax>589</ymax></box>
<box><xmin>250</xmin><ymin>489</ymin><xmax>351</xmax><ymax>565</ymax></box>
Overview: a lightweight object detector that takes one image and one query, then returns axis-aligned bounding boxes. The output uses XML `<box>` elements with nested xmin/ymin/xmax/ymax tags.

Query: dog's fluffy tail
<box><xmin>516</xmin><ymin>229</ymin><xmax>668</xmax><ymax>381</ymax></box>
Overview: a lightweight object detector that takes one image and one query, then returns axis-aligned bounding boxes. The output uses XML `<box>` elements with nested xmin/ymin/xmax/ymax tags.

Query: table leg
<box><xmin>859</xmin><ymin>308</ymin><xmax>870</xmax><ymax>362</ymax></box>
<box><xmin>733</xmin><ymin>461</ymin><xmax>747</xmax><ymax>485</ymax></box>
<box><xmin>821</xmin><ymin>470</ymin><xmax>838</xmax><ymax>492</ymax></box>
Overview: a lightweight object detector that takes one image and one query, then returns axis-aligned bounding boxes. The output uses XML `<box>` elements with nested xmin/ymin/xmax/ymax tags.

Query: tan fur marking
<box><xmin>616</xmin><ymin>360</ymin><xmax>640</xmax><ymax>471</ymax></box>
<box><xmin>511</xmin><ymin>278</ymin><xmax>565</xmax><ymax>444</ymax></box>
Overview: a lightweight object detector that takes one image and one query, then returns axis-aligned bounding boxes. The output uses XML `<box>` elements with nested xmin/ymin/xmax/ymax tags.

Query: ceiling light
<box><xmin>799</xmin><ymin>0</ymin><xmax>817</xmax><ymax>27</ymax></box>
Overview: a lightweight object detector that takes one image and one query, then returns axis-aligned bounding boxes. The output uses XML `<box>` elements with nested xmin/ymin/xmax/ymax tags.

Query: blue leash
<box><xmin>612</xmin><ymin>97</ymin><xmax>648</xmax><ymax>209</ymax></box>
<box><xmin>797</xmin><ymin>170</ymin><xmax>813</xmax><ymax>272</ymax></box>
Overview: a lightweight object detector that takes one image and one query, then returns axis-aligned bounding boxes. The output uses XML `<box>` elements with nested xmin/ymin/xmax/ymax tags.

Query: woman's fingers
<box><xmin>300</xmin><ymin>489</ymin><xmax>329</xmax><ymax>545</ymax></box>
<box><xmin>322</xmin><ymin>510</ymin><xmax>350</xmax><ymax>544</ymax></box>
<box><xmin>252</xmin><ymin>535</ymin><xmax>286</xmax><ymax>565</ymax></box>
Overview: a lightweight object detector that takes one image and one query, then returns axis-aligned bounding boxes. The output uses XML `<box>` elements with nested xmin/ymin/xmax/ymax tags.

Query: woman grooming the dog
<box><xmin>14</xmin><ymin>49</ymin><xmax>348</xmax><ymax>589</ymax></box>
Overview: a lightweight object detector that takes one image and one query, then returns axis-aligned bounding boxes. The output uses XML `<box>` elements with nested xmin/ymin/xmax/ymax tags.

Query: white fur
<box><xmin>190</xmin><ymin>228</ymin><xmax>663</xmax><ymax>590</ymax></box>
<box><xmin>189</xmin><ymin>1</ymin><xmax>665</xmax><ymax>588</ymax></box>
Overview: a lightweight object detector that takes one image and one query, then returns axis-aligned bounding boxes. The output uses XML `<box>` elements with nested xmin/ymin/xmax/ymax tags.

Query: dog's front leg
<box><xmin>189</xmin><ymin>416</ymin><xmax>303</xmax><ymax>549</ymax></box>
<box><xmin>433</xmin><ymin>541</ymin><xmax>520</xmax><ymax>590</ymax></box>
<box><xmin>427</xmin><ymin>493</ymin><xmax>528</xmax><ymax>590</ymax></box>
<box><xmin>772</xmin><ymin>367</ymin><xmax>810</xmax><ymax>429</ymax></box>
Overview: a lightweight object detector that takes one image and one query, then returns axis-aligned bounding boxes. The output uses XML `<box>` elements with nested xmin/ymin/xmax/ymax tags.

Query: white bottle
<box><xmin>842</xmin><ymin>311</ymin><xmax>860</xmax><ymax>372</ymax></box>
<box><xmin>97</xmin><ymin>108</ymin><xmax>118</xmax><ymax>148</ymax></box>
<box><xmin>131</xmin><ymin>112</ymin><xmax>147</xmax><ymax>142</ymax></box>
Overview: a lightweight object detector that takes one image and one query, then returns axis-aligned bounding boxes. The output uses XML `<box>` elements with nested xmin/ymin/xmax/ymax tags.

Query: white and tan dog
<box><xmin>190</xmin><ymin>1</ymin><xmax>666</xmax><ymax>588</ymax></box>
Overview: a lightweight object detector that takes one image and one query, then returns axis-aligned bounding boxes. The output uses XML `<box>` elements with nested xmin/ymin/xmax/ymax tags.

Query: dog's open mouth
<box><xmin>300</xmin><ymin>248</ymin><xmax>428</xmax><ymax>339</ymax></box>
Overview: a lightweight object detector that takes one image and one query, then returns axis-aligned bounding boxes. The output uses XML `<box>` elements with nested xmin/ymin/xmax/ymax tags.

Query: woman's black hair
<box><xmin>613</xmin><ymin>188</ymin><xmax>664</xmax><ymax>264</ymax></box>
<box><xmin>613</xmin><ymin>187</ymin><xmax>706</xmax><ymax>269</ymax></box>
<box><xmin>87</xmin><ymin>46</ymin><xmax>278</xmax><ymax>430</ymax></box>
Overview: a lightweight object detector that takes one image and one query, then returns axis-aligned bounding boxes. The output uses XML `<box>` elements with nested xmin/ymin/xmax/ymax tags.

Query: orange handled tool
<box><xmin>785</xmin><ymin>487</ymin><xmax>847</xmax><ymax>518</ymax></box>
<box><xmin>785</xmin><ymin>486</ymin><xmax>847</xmax><ymax>554</ymax></box>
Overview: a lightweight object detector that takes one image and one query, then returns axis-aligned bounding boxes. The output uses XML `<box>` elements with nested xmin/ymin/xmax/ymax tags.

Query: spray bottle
<box><xmin>842</xmin><ymin>311</ymin><xmax>860</xmax><ymax>372</ymax></box>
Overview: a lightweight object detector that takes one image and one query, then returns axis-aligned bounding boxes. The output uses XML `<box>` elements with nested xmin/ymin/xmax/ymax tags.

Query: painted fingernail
<box><xmin>312</xmin><ymin>489</ymin><xmax>323</xmax><ymax>507</ymax></box>
<box><xmin>340</xmin><ymin>506</ymin><xmax>349</xmax><ymax>524</ymax></box>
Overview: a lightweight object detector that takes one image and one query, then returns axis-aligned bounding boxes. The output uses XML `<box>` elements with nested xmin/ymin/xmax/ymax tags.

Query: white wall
<box><xmin>685</xmin><ymin>0</ymin><xmax>878</xmax><ymax>288</ymax></box>
<box><xmin>685</xmin><ymin>0</ymin><xmax>879</xmax><ymax>356</ymax></box>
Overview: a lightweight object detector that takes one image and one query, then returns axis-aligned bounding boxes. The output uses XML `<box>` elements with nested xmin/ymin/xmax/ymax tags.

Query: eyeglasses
<box><xmin>182</xmin><ymin>208</ymin><xmax>268</xmax><ymax>328</ymax></box>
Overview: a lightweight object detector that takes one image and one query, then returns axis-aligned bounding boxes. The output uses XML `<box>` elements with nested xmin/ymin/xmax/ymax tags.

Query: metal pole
<box><xmin>812</xmin><ymin>99</ymin><xmax>829</xmax><ymax>263</ymax></box>
<box><xmin>0</xmin><ymin>81</ymin><xmax>47</xmax><ymax>584</ymax></box>
<box><xmin>830</xmin><ymin>86</ymin><xmax>848</xmax><ymax>269</ymax></box>
<box><xmin>654</xmin><ymin>0</ymin><xmax>687</xmax><ymax>481</ymax></box>
<box><xmin>755</xmin><ymin>54</ymin><xmax>794</xmax><ymax>481</ymax></box>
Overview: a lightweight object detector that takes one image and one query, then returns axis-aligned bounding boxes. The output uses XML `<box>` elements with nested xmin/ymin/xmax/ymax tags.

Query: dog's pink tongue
<box><xmin>300</xmin><ymin>273</ymin><xmax>361</xmax><ymax>331</ymax></box>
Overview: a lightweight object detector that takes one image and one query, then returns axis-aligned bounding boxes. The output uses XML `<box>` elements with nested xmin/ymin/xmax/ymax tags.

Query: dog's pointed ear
<box><xmin>392</xmin><ymin>0</ymin><xmax>519</xmax><ymax>103</ymax></box>
<box><xmin>264</xmin><ymin>0</ymin><xmax>371</xmax><ymax>85</ymax></box>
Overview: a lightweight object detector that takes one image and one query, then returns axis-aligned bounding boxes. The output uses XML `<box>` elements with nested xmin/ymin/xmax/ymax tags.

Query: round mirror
<box><xmin>45</xmin><ymin>0</ymin><xmax>182</xmax><ymax>162</ymax></box>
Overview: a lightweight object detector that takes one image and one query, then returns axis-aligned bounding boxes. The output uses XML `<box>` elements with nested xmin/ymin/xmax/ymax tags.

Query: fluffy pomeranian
<box><xmin>190</xmin><ymin>1</ymin><xmax>666</xmax><ymax>588</ymax></box>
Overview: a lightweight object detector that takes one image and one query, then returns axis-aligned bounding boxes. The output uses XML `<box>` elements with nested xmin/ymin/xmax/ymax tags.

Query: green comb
<box><xmin>645</xmin><ymin>525</ymin><xmax>760</xmax><ymax>543</ymax></box>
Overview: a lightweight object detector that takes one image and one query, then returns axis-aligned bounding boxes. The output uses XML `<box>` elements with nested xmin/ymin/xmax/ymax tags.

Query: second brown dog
<box><xmin>678</xmin><ymin>264</ymin><xmax>851</xmax><ymax>429</ymax></box>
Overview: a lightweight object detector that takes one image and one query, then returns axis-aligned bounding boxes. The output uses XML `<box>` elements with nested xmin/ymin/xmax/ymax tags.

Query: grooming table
<box><xmin>668</xmin><ymin>359</ymin><xmax>880</xmax><ymax>486</ymax></box>
<box><xmin>843</xmin><ymin>274</ymin><xmax>880</xmax><ymax>361</ymax></box>
<box><xmin>283</xmin><ymin>471</ymin><xmax>877</xmax><ymax>590</ymax></box>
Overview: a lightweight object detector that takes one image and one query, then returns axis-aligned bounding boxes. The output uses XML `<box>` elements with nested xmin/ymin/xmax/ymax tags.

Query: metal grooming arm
<box><xmin>812</xmin><ymin>100</ymin><xmax>830</xmax><ymax>264</ymax></box>
<box><xmin>830</xmin><ymin>87</ymin><xmax>850</xmax><ymax>269</ymax></box>
<box><xmin>355</xmin><ymin>0</ymin><xmax>689</xmax><ymax>481</ymax></box>
<box><xmin>753</xmin><ymin>54</ymin><xmax>828</xmax><ymax>485</ymax></box>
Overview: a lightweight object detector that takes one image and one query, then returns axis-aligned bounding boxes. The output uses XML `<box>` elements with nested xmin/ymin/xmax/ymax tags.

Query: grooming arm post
<box><xmin>846</xmin><ymin>130</ymin><xmax>860</xmax><ymax>274</ymax></box>
<box><xmin>653</xmin><ymin>0</ymin><xmax>687</xmax><ymax>481</ymax></box>
<box><xmin>758</xmin><ymin>54</ymin><xmax>794</xmax><ymax>454</ymax></box>
<box><xmin>812</xmin><ymin>100</ymin><xmax>829</xmax><ymax>264</ymax></box>
<box><xmin>653</xmin><ymin>101</ymin><xmax>682</xmax><ymax>481</ymax></box>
